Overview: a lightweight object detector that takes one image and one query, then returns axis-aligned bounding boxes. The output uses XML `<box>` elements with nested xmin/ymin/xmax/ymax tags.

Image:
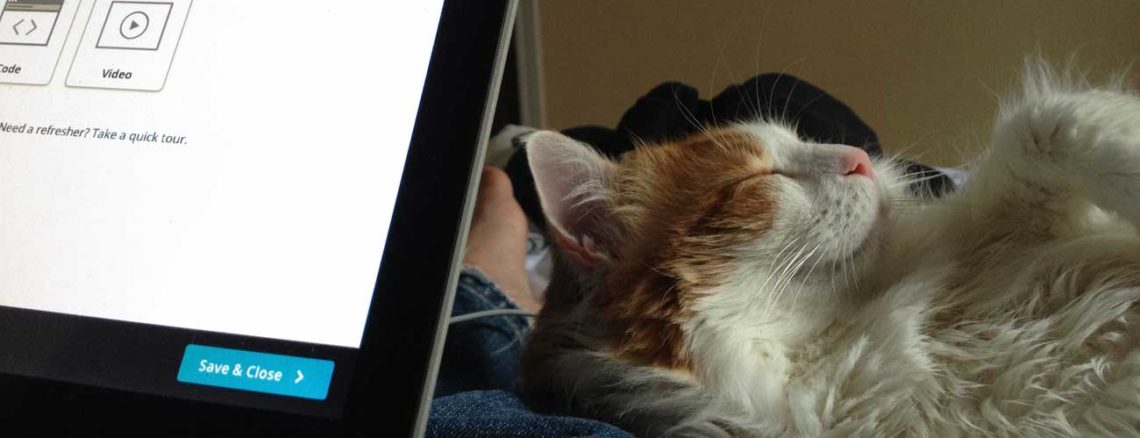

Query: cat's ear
<box><xmin>527</xmin><ymin>131</ymin><xmax>619</xmax><ymax>269</ymax></box>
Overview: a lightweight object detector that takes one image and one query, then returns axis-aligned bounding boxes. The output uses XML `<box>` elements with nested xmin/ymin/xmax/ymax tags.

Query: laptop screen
<box><xmin>0</xmin><ymin>0</ymin><xmax>444</xmax><ymax>416</ymax></box>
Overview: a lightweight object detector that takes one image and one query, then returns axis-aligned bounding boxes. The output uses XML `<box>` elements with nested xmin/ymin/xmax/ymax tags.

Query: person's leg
<box><xmin>429</xmin><ymin>390</ymin><xmax>632</xmax><ymax>438</ymax></box>
<box><xmin>430</xmin><ymin>168</ymin><xmax>631</xmax><ymax>437</ymax></box>
<box><xmin>463</xmin><ymin>167</ymin><xmax>540</xmax><ymax>312</ymax></box>
<box><xmin>434</xmin><ymin>167</ymin><xmax>540</xmax><ymax>397</ymax></box>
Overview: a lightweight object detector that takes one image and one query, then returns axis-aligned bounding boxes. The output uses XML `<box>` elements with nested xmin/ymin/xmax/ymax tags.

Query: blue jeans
<box><xmin>427</xmin><ymin>269</ymin><xmax>632</xmax><ymax>438</ymax></box>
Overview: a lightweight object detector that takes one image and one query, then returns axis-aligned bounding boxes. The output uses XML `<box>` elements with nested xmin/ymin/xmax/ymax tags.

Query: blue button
<box><xmin>177</xmin><ymin>344</ymin><xmax>335</xmax><ymax>400</ymax></box>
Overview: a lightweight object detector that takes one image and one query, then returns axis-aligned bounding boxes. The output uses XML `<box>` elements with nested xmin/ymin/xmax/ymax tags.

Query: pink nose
<box><xmin>841</xmin><ymin>148</ymin><xmax>874</xmax><ymax>178</ymax></box>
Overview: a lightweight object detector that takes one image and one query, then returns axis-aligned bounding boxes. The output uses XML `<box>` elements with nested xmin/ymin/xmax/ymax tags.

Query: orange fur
<box><xmin>576</xmin><ymin>130</ymin><xmax>777</xmax><ymax>370</ymax></box>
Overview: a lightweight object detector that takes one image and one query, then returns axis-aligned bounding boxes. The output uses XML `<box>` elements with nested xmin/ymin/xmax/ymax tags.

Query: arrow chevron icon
<box><xmin>12</xmin><ymin>19</ymin><xmax>38</xmax><ymax>36</ymax></box>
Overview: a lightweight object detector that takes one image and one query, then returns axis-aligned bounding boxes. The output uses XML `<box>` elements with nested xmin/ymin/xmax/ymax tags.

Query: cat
<box><xmin>518</xmin><ymin>62</ymin><xmax>1140</xmax><ymax>437</ymax></box>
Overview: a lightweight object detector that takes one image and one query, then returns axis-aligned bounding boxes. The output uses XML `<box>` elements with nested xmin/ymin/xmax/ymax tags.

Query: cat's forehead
<box><xmin>623</xmin><ymin>124</ymin><xmax>792</xmax><ymax>178</ymax></box>
<box><xmin>607</xmin><ymin>125</ymin><xmax>788</xmax><ymax>288</ymax></box>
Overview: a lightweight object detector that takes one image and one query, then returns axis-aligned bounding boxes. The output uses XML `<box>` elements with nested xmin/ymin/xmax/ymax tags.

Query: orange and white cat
<box><xmin>520</xmin><ymin>63</ymin><xmax>1140</xmax><ymax>437</ymax></box>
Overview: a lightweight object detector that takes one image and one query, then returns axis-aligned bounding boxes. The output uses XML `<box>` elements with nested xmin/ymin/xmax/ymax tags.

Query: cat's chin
<box><xmin>856</xmin><ymin>209</ymin><xmax>886</xmax><ymax>257</ymax></box>
<box><xmin>845</xmin><ymin>191</ymin><xmax>889</xmax><ymax>261</ymax></box>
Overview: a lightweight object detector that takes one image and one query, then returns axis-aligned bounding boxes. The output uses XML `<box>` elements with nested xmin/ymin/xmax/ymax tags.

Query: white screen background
<box><xmin>0</xmin><ymin>0</ymin><xmax>444</xmax><ymax>348</ymax></box>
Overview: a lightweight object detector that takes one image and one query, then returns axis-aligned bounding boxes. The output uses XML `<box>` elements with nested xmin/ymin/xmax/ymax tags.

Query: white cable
<box><xmin>449</xmin><ymin>309</ymin><xmax>536</xmax><ymax>324</ymax></box>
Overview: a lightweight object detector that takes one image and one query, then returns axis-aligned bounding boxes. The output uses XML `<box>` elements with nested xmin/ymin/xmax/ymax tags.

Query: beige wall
<box><xmin>537</xmin><ymin>1</ymin><xmax>1140</xmax><ymax>166</ymax></box>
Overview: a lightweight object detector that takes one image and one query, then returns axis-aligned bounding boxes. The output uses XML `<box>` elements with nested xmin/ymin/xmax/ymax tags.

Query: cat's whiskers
<box><xmin>845</xmin><ymin>229</ymin><xmax>865</xmax><ymax>293</ymax></box>
<box><xmin>841</xmin><ymin>235</ymin><xmax>856</xmax><ymax>292</ymax></box>
<box><xmin>828</xmin><ymin>232</ymin><xmax>850</xmax><ymax>294</ymax></box>
<box><xmin>888</xmin><ymin>203</ymin><xmax>938</xmax><ymax>212</ymax></box>
<box><xmin>887</xmin><ymin>137</ymin><xmax>932</xmax><ymax>163</ymax></box>
<box><xmin>665</xmin><ymin>80</ymin><xmax>724</xmax><ymax>144</ymax></box>
<box><xmin>774</xmin><ymin>242</ymin><xmax>822</xmax><ymax>316</ymax></box>
<box><xmin>705</xmin><ymin>20</ymin><xmax>757</xmax><ymax>132</ymax></box>
<box><xmin>754</xmin><ymin>238</ymin><xmax>804</xmax><ymax>317</ymax></box>
<box><xmin>671</xmin><ymin>88</ymin><xmax>712</xmax><ymax>136</ymax></box>
<box><xmin>904</xmin><ymin>171</ymin><xmax>950</xmax><ymax>185</ymax></box>
<box><xmin>752</xmin><ymin>255</ymin><xmax>799</xmax><ymax>318</ymax></box>
<box><xmin>787</xmin><ymin>91</ymin><xmax>832</xmax><ymax>130</ymax></box>
<box><xmin>764</xmin><ymin>241</ymin><xmax>819</xmax><ymax>321</ymax></box>
<box><xmin>753</xmin><ymin>232</ymin><xmax>807</xmax><ymax>306</ymax></box>
<box><xmin>749</xmin><ymin>1</ymin><xmax>772</xmax><ymax>121</ymax></box>
<box><xmin>779</xmin><ymin>75</ymin><xmax>804</xmax><ymax>124</ymax></box>
<box><xmin>640</xmin><ymin>260</ymin><xmax>674</xmax><ymax>280</ymax></box>
<box><xmin>764</xmin><ymin>57</ymin><xmax>807</xmax><ymax>123</ymax></box>
<box><xmin>670</xmin><ymin>90</ymin><xmax>735</xmax><ymax>152</ymax></box>
<box><xmin>789</xmin><ymin>242</ymin><xmax>827</xmax><ymax>313</ymax></box>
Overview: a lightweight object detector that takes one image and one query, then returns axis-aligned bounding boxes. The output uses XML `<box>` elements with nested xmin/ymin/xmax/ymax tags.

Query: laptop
<box><xmin>0</xmin><ymin>0</ymin><xmax>516</xmax><ymax>435</ymax></box>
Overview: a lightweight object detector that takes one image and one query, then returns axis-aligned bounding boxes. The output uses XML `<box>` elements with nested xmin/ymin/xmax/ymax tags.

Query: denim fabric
<box><xmin>428</xmin><ymin>390</ymin><xmax>632</xmax><ymax>438</ymax></box>
<box><xmin>428</xmin><ymin>268</ymin><xmax>632</xmax><ymax>438</ymax></box>
<box><xmin>434</xmin><ymin>268</ymin><xmax>532</xmax><ymax>398</ymax></box>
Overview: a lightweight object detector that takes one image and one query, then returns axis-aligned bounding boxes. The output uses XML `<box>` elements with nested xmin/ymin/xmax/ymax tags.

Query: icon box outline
<box><xmin>0</xmin><ymin>0</ymin><xmax>65</xmax><ymax>47</ymax></box>
<box><xmin>66</xmin><ymin>0</ymin><xmax>192</xmax><ymax>92</ymax></box>
<box><xmin>95</xmin><ymin>0</ymin><xmax>172</xmax><ymax>51</ymax></box>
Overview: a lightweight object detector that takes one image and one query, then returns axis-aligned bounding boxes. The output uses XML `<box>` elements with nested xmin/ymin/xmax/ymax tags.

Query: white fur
<box><xmin>525</xmin><ymin>63</ymin><xmax>1140</xmax><ymax>437</ymax></box>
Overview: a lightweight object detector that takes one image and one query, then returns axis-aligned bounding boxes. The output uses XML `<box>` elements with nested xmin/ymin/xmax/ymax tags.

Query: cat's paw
<box><xmin>998</xmin><ymin>90</ymin><xmax>1140</xmax><ymax>164</ymax></box>
<box><xmin>972</xmin><ymin>85</ymin><xmax>1140</xmax><ymax>232</ymax></box>
<box><xmin>1015</xmin><ymin>89</ymin><xmax>1140</xmax><ymax>225</ymax></box>
<box><xmin>1016</xmin><ymin>100</ymin><xmax>1068</xmax><ymax>158</ymax></box>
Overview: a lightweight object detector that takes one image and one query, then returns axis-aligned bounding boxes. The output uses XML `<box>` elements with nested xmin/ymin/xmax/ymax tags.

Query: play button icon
<box><xmin>95</xmin><ymin>2</ymin><xmax>174</xmax><ymax>51</ymax></box>
<box><xmin>119</xmin><ymin>11</ymin><xmax>149</xmax><ymax>40</ymax></box>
